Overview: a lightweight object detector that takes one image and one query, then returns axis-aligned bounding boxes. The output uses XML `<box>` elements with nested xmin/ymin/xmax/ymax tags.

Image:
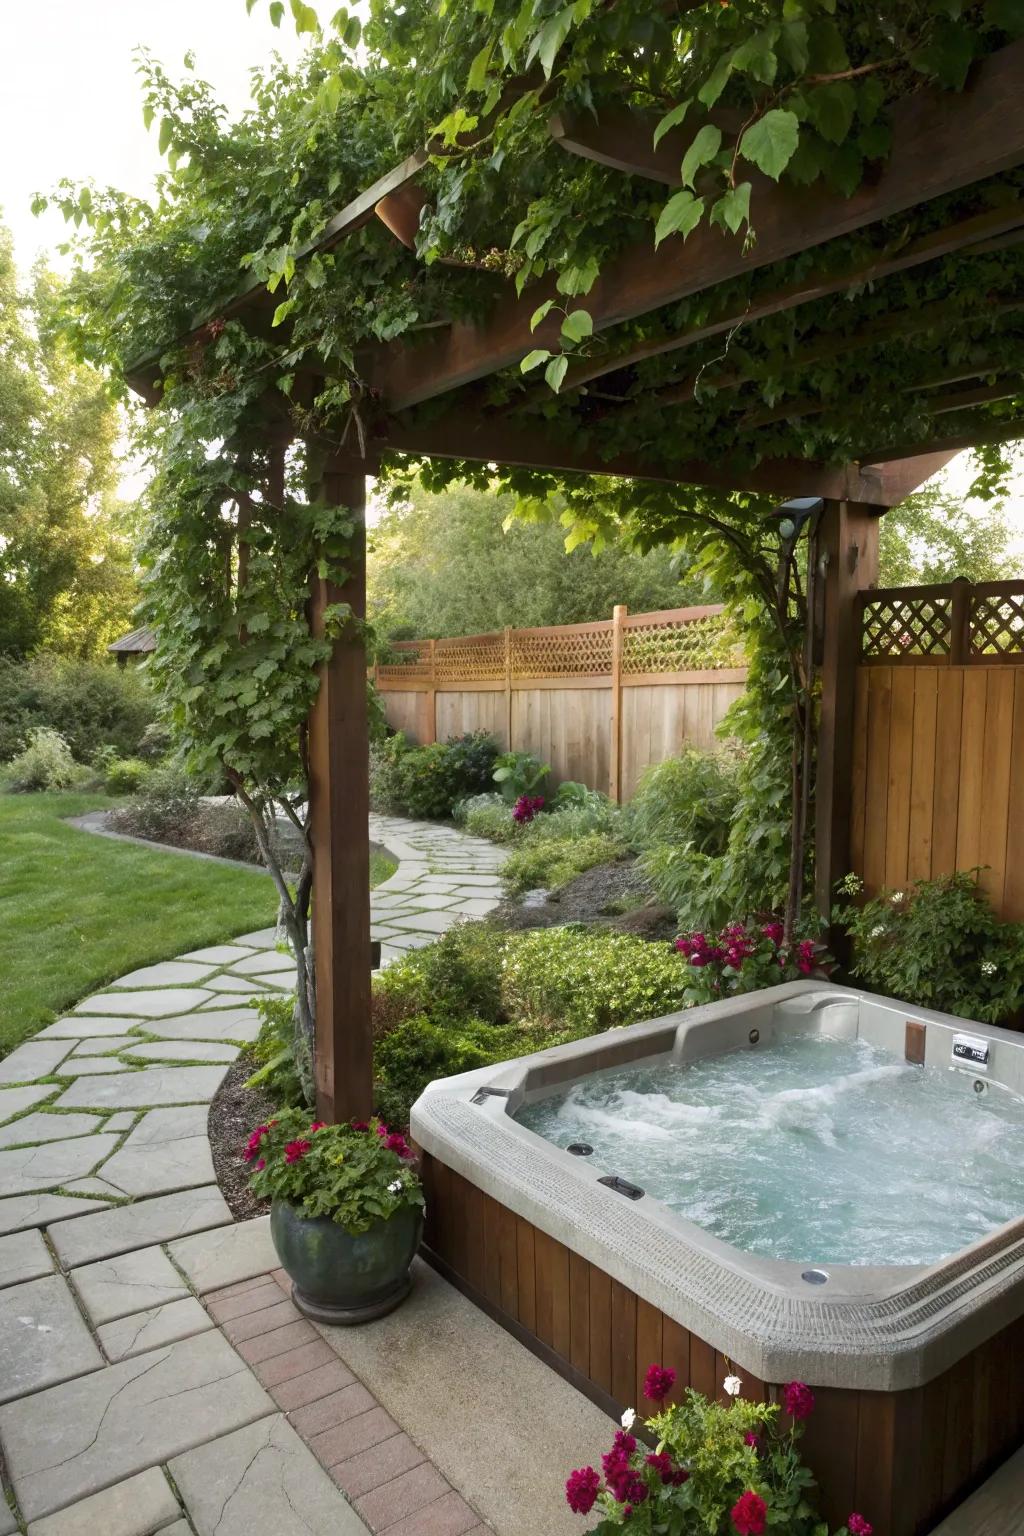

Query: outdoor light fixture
<box><xmin>769</xmin><ymin>496</ymin><xmax>825</xmax><ymax>543</ymax></box>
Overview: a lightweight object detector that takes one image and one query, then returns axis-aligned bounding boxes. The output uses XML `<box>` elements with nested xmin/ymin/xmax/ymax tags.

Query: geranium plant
<box><xmin>244</xmin><ymin>1109</ymin><xmax>424</xmax><ymax>1235</ymax></box>
<box><xmin>566</xmin><ymin>1364</ymin><xmax>872</xmax><ymax>1535</ymax></box>
<box><xmin>675</xmin><ymin>921</ymin><xmax>832</xmax><ymax>1006</ymax></box>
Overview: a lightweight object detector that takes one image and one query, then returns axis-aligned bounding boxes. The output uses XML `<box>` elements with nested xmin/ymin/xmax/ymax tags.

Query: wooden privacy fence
<box><xmin>851</xmin><ymin>578</ymin><xmax>1024</xmax><ymax>919</ymax></box>
<box><xmin>373</xmin><ymin>604</ymin><xmax>747</xmax><ymax>802</ymax></box>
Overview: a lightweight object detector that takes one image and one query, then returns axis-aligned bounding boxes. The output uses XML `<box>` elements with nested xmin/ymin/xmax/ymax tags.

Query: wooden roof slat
<box><xmin>859</xmin><ymin>416</ymin><xmax>1024</xmax><ymax>465</ymax></box>
<box><xmin>362</xmin><ymin>38</ymin><xmax>1024</xmax><ymax>412</ymax></box>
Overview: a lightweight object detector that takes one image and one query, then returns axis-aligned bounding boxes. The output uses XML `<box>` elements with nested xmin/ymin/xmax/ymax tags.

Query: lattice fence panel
<box><xmin>861</xmin><ymin>595</ymin><xmax>952</xmax><ymax>660</ymax></box>
<box><xmin>970</xmin><ymin>592</ymin><xmax>1024</xmax><ymax>657</ymax></box>
<box><xmin>623</xmin><ymin>613</ymin><xmax>740</xmax><ymax>674</ymax></box>
<box><xmin>376</xmin><ymin>642</ymin><xmax>432</xmax><ymax>683</ymax></box>
<box><xmin>510</xmin><ymin>626</ymin><xmax>613</xmax><ymax>679</ymax></box>
<box><xmin>434</xmin><ymin>635</ymin><xmax>506</xmax><ymax>682</ymax></box>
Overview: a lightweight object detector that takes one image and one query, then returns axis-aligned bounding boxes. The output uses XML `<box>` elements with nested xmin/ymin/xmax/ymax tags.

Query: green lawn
<box><xmin>0</xmin><ymin>793</ymin><xmax>396</xmax><ymax>1059</ymax></box>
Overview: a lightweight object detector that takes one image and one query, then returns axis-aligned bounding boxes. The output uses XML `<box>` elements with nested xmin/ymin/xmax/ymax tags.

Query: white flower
<box><xmin>387</xmin><ymin>1179</ymin><xmax>403</xmax><ymax>1194</ymax></box>
<box><xmin>620</xmin><ymin>1407</ymin><xmax>636</xmax><ymax>1430</ymax></box>
<box><xmin>891</xmin><ymin>891</ymin><xmax>905</xmax><ymax>903</ymax></box>
<box><xmin>981</xmin><ymin>961</ymin><xmax>998</xmax><ymax>976</ymax></box>
<box><xmin>870</xmin><ymin>925</ymin><xmax>885</xmax><ymax>940</ymax></box>
<box><xmin>723</xmin><ymin>1375</ymin><xmax>742</xmax><ymax>1398</ymax></box>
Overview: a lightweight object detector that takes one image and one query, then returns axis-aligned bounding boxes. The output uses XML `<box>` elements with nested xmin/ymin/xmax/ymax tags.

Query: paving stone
<box><xmin>228</xmin><ymin>951</ymin><xmax>295</xmax><ymax>975</ymax></box>
<box><xmin>230</xmin><ymin>926</ymin><xmax>279</xmax><ymax>948</ymax></box>
<box><xmin>205</xmin><ymin>974</ymin><xmax>269</xmax><ymax>994</ymax></box>
<box><xmin>235</xmin><ymin>1318</ymin><xmax>316</xmax><ymax>1365</ymax></box>
<box><xmin>252</xmin><ymin>1338</ymin><xmax>335</xmax><ymax>1389</ymax></box>
<box><xmin>36</xmin><ymin>1017</ymin><xmax>144</xmax><ymax>1039</ymax></box>
<box><xmin>62</xmin><ymin>1178</ymin><xmax>124</xmax><ymax>1199</ymax></box>
<box><xmin>168</xmin><ymin>1215</ymin><xmax>276</xmax><ymax>1294</ymax></box>
<box><xmin>110</xmin><ymin>961</ymin><xmax>218</xmax><ymax>989</ymax></box>
<box><xmin>329</xmin><ymin>1432</ymin><xmax>427</xmax><ymax>1501</ymax></box>
<box><xmin>103</xmin><ymin>1112</ymin><xmax>139</xmax><ymax>1133</ymax></box>
<box><xmin>73</xmin><ymin>989</ymin><xmax>213</xmax><ymax>1018</ymax></box>
<box><xmin>71</xmin><ymin>1245</ymin><xmax>190</xmax><ymax>1325</ymax></box>
<box><xmin>0</xmin><ymin>1330</ymin><xmax>274</xmax><ymax>1521</ymax></box>
<box><xmin>179</xmin><ymin>944</ymin><xmax>257</xmax><ymax>964</ymax></box>
<box><xmin>0</xmin><ymin>1111</ymin><xmax>104</xmax><ymax>1150</ymax></box>
<box><xmin>387</xmin><ymin>910</ymin><xmax>464</xmax><ymax>934</ymax></box>
<box><xmin>70</xmin><ymin>1037</ymin><xmax>136</xmax><ymax>1056</ymax></box>
<box><xmin>24</xmin><ymin>1466</ymin><xmax>181</xmax><ymax>1536</ymax></box>
<box><xmin>121</xmin><ymin>1041</ymin><xmax>238</xmax><ymax>1065</ymax></box>
<box><xmin>100</xmin><ymin>1130</ymin><xmax>214</xmax><ymax>1198</ymax></box>
<box><xmin>289</xmin><ymin>1382</ymin><xmax>376</xmax><ymax>1438</ymax></box>
<box><xmin>170</xmin><ymin>1413</ymin><xmax>370</xmax><ymax>1536</ymax></box>
<box><xmin>0</xmin><ymin>1273</ymin><xmax>103</xmax><ymax>1402</ymax></box>
<box><xmin>310</xmin><ymin>1406</ymin><xmax>401</xmax><ymax>1468</ymax></box>
<box><xmin>0</xmin><ymin>1502</ymin><xmax>16</xmax><ymax>1536</ymax></box>
<box><xmin>0</xmin><ymin>1039</ymin><xmax>74</xmax><ymax>1085</ymax></box>
<box><xmin>0</xmin><ymin>1133</ymin><xmax>119</xmax><ymax>1196</ymax></box>
<box><xmin>49</xmin><ymin>1185</ymin><xmax>232</xmax><ymax>1266</ymax></box>
<box><xmin>207</xmin><ymin>1279</ymin><xmax>286</xmax><ymax>1324</ymax></box>
<box><xmin>0</xmin><ymin>1084</ymin><xmax>56</xmax><ymax>1123</ymax></box>
<box><xmin>219</xmin><ymin>1296</ymin><xmax>302</xmax><ymax>1343</ymax></box>
<box><xmin>0</xmin><ymin>1227</ymin><xmax>52</xmax><ymax>1288</ymax></box>
<box><xmin>455</xmin><ymin>899</ymin><xmax>500</xmax><ymax>916</ymax></box>
<box><xmin>0</xmin><ymin>1192</ymin><xmax>108</xmax><ymax>1235</ymax></box>
<box><xmin>160</xmin><ymin>1525</ymin><xmax>192</xmax><ymax>1536</ymax></box>
<box><xmin>150</xmin><ymin>1011</ymin><xmax>261</xmax><ymax>1045</ymax></box>
<box><xmin>381</xmin><ymin>1491</ymin><xmax>480</xmax><ymax>1536</ymax></box>
<box><xmin>53</xmin><ymin>1065</ymin><xmax>228</xmax><ymax>1111</ymax></box>
<box><xmin>56</xmin><ymin>1059</ymin><xmax>133</xmax><ymax>1077</ymax></box>
<box><xmin>99</xmin><ymin>1296</ymin><xmax>213</xmax><ymax>1361</ymax></box>
<box><xmin>385</xmin><ymin>933</ymin><xmax>436</xmax><ymax>951</ymax></box>
<box><xmin>123</xmin><ymin>1105</ymin><xmax>209</xmax><ymax>1143</ymax></box>
<box><xmin>355</xmin><ymin>1461</ymin><xmax>451</xmax><ymax>1531</ymax></box>
<box><xmin>269</xmin><ymin>1358</ymin><xmax>357</xmax><ymax>1413</ymax></box>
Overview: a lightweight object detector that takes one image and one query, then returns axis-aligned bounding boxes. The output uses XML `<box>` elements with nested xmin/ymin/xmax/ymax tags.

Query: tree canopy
<box><xmin>878</xmin><ymin>469</ymin><xmax>1024</xmax><ymax>586</ymax></box>
<box><xmin>0</xmin><ymin>223</ymin><xmax>139</xmax><ymax>658</ymax></box>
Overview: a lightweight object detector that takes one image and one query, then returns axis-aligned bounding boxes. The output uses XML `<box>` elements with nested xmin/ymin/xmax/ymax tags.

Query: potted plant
<box><xmin>244</xmin><ymin>1110</ymin><xmax>425</xmax><ymax>1325</ymax></box>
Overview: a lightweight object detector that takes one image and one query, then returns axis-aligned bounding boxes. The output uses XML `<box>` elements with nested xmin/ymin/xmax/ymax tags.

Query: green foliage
<box><xmin>244</xmin><ymin>1109</ymin><xmax>424</xmax><ymax>1235</ymax></box>
<box><xmin>459</xmin><ymin>793</ymin><xmax>521</xmax><ymax>843</ymax></box>
<box><xmin>0</xmin><ymin>226</ymin><xmax>139</xmax><ymax>658</ymax></box>
<box><xmin>492</xmin><ymin>750</ymin><xmax>550</xmax><ymax>804</ymax></box>
<box><xmin>502</xmin><ymin>831</ymin><xmax>625</xmax><ymax>896</ymax></box>
<box><xmin>109</xmin><ymin>761</ymin><xmax>201</xmax><ymax>842</ymax></box>
<box><xmin>834</xmin><ymin>871</ymin><xmax>1024</xmax><ymax>1024</ymax></box>
<box><xmin>374</xmin><ymin>922</ymin><xmax>508</xmax><ymax>1031</ymax></box>
<box><xmin>247</xmin><ymin>992</ymin><xmax>306</xmax><ymax>1107</ymax></box>
<box><xmin>4</xmin><ymin>729</ymin><xmax>80</xmax><ymax>793</ymax></box>
<box><xmin>676</xmin><ymin>921</ymin><xmax>832</xmax><ymax>1007</ymax></box>
<box><xmin>386</xmin><ymin>731</ymin><xmax>499</xmax><ymax>820</ymax></box>
<box><xmin>369</xmin><ymin>479</ymin><xmax>698</xmax><ymax>639</ymax></box>
<box><xmin>368</xmin><ymin>733</ymin><xmax>408</xmax><ymax>814</ymax></box>
<box><xmin>103</xmin><ymin>757</ymin><xmax>151</xmax><ymax>795</ymax></box>
<box><xmin>879</xmin><ymin>476</ymin><xmax>1024</xmax><ymax>586</ymax></box>
<box><xmin>0</xmin><ymin>655</ymin><xmax>156</xmax><ymax>765</ymax></box>
<box><xmin>628</xmin><ymin>749</ymin><xmax>741</xmax><ymax>859</ymax></box>
<box><xmin>502</xmin><ymin>927</ymin><xmax>688</xmax><ymax>1033</ymax></box>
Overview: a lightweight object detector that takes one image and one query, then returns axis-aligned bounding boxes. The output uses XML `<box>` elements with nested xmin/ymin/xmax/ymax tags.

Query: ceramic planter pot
<box><xmin>270</xmin><ymin>1198</ymin><xmax>423</xmax><ymax>1325</ymax></box>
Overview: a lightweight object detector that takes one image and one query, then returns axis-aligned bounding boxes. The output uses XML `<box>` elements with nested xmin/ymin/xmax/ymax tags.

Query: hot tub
<box><xmin>410</xmin><ymin>981</ymin><xmax>1024</xmax><ymax>1536</ymax></box>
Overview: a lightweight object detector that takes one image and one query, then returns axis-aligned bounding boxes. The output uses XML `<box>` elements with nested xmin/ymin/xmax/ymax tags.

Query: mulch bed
<box><xmin>208</xmin><ymin>1053</ymin><xmax>275</xmax><ymax>1221</ymax></box>
<box><xmin>494</xmin><ymin>855</ymin><xmax>678</xmax><ymax>943</ymax></box>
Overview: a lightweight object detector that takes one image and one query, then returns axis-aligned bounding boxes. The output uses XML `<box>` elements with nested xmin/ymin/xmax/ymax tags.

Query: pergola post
<box><xmin>815</xmin><ymin>499</ymin><xmax>881</xmax><ymax>923</ymax></box>
<box><xmin>307</xmin><ymin>462</ymin><xmax>373</xmax><ymax>1123</ymax></box>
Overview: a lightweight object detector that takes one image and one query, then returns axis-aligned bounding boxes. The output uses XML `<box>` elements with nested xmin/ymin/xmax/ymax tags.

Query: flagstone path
<box><xmin>0</xmin><ymin>816</ymin><xmax>506</xmax><ymax>1536</ymax></box>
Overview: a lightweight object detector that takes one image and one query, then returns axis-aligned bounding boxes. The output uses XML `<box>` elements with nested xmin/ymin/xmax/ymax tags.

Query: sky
<box><xmin>1</xmin><ymin>0</ymin><xmax>1021</xmax><ymax>531</ymax></box>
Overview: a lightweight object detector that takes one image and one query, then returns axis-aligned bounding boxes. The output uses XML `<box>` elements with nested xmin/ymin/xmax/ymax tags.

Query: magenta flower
<box><xmin>351</xmin><ymin>1119</ymin><xmax>370</xmax><ymax>1132</ymax></box>
<box><xmin>255</xmin><ymin>1158</ymin><xmax>265</xmax><ymax>1171</ymax></box>
<box><xmin>512</xmin><ymin>794</ymin><xmax>545</xmax><ymax>824</ymax></box>
<box><xmin>645</xmin><ymin>1452</ymin><xmax>674</xmax><ymax>1483</ymax></box>
<box><xmin>242</xmin><ymin>1124</ymin><xmax>271</xmax><ymax>1162</ymax></box>
<box><xmin>731</xmin><ymin>1490</ymin><xmax>767</xmax><ymax>1536</ymax></box>
<box><xmin>782</xmin><ymin>1381</ymin><xmax>815</xmax><ymax>1420</ymax></box>
<box><xmin>309</xmin><ymin>1121</ymin><xmax>326</xmax><ymax>1133</ymax></box>
<box><xmin>565</xmin><ymin>1466</ymin><xmax>600</xmax><ymax>1515</ymax></box>
<box><xmin>643</xmin><ymin>1363</ymin><xmax>676</xmax><ymax>1402</ymax></box>
<box><xmin>385</xmin><ymin>1132</ymin><xmax>414</xmax><ymax>1160</ymax></box>
<box><xmin>847</xmin><ymin>1517</ymin><xmax>873</xmax><ymax>1536</ymax></box>
<box><xmin>762</xmin><ymin>920</ymin><xmax>784</xmax><ymax>944</ymax></box>
<box><xmin>284</xmin><ymin>1138</ymin><xmax>312</xmax><ymax>1164</ymax></box>
<box><xmin>744</xmin><ymin>1431</ymin><xmax>761</xmax><ymax>1450</ymax></box>
<box><xmin>796</xmin><ymin>939</ymin><xmax>818</xmax><ymax>976</ymax></box>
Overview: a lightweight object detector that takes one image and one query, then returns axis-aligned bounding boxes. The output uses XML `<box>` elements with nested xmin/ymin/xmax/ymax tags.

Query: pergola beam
<box><xmin>363</xmin><ymin>38</ymin><xmax>1024</xmax><ymax>411</ymax></box>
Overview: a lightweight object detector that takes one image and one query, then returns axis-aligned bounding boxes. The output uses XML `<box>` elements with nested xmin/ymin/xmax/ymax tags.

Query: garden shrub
<box><xmin>109</xmin><ymin>760</ymin><xmax>201</xmax><ymax>841</ymax></box>
<box><xmin>104</xmin><ymin>756</ymin><xmax>151</xmax><ymax>795</ymax></box>
<box><xmin>373</xmin><ymin>921</ymin><xmax>508</xmax><ymax>1032</ymax></box>
<box><xmin>835</xmin><ymin>871</ymin><xmax>1024</xmax><ymax>1025</ymax></box>
<box><xmin>369</xmin><ymin>733</ymin><xmax>407</xmax><ymax>813</ymax></box>
<box><xmin>502</xmin><ymin>831</ymin><xmax>627</xmax><ymax>895</ymax></box>
<box><xmin>627</xmin><ymin>748</ymin><xmax>740</xmax><ymax>857</ymax></box>
<box><xmin>137</xmin><ymin>720</ymin><xmax>172</xmax><ymax>760</ymax></box>
<box><xmin>0</xmin><ymin>655</ymin><xmax>156</xmax><ymax>764</ymax></box>
<box><xmin>4</xmin><ymin>728</ymin><xmax>80</xmax><ymax>792</ymax></box>
<box><xmin>675</xmin><ymin>920</ymin><xmax>832</xmax><ymax>1005</ymax></box>
<box><xmin>246</xmin><ymin>993</ymin><xmax>307</xmax><ymax>1108</ymax></box>
<box><xmin>492</xmin><ymin>749</ymin><xmax>550</xmax><ymax>803</ymax></box>
<box><xmin>372</xmin><ymin>731</ymin><xmax>498</xmax><ymax>820</ymax></box>
<box><xmin>502</xmin><ymin>927</ymin><xmax>688</xmax><ymax>1033</ymax></box>
<box><xmin>460</xmin><ymin>793</ymin><xmax>520</xmax><ymax>843</ymax></box>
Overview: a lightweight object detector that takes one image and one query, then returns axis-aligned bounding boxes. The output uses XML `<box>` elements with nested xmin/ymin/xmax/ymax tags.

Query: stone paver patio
<box><xmin>0</xmin><ymin>817</ymin><xmax>510</xmax><ymax>1535</ymax></box>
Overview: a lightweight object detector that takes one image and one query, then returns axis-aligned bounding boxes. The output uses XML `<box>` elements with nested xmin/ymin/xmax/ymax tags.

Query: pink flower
<box><xmin>376</xmin><ymin>1123</ymin><xmax>390</xmax><ymax>1138</ymax></box>
<box><xmin>744</xmin><ymin>1431</ymin><xmax>760</xmax><ymax>1450</ymax></box>
<box><xmin>847</xmin><ymin>1517</ymin><xmax>873</xmax><ymax>1536</ymax></box>
<box><xmin>783</xmin><ymin>1380</ymin><xmax>815</xmax><ymax>1420</ymax></box>
<box><xmin>385</xmin><ymin>1132</ymin><xmax>413</xmax><ymax>1160</ymax></box>
<box><xmin>255</xmin><ymin>1158</ymin><xmax>265</xmax><ymax>1171</ymax></box>
<box><xmin>565</xmin><ymin>1466</ymin><xmax>600</xmax><ymax>1515</ymax></box>
<box><xmin>796</xmin><ymin>939</ymin><xmax>817</xmax><ymax>976</ymax></box>
<box><xmin>310</xmin><ymin>1121</ymin><xmax>326</xmax><ymax>1133</ymax></box>
<box><xmin>762</xmin><ymin>920</ymin><xmax>784</xmax><ymax>945</ymax></box>
<box><xmin>731</xmin><ymin>1491</ymin><xmax>767</xmax><ymax>1535</ymax></box>
<box><xmin>512</xmin><ymin>794</ymin><xmax>546</xmax><ymax>824</ymax></box>
<box><xmin>351</xmin><ymin>1119</ymin><xmax>370</xmax><ymax>1132</ymax></box>
<box><xmin>643</xmin><ymin>1363</ymin><xmax>676</xmax><ymax>1402</ymax></box>
<box><xmin>284</xmin><ymin>1139</ymin><xmax>312</xmax><ymax>1164</ymax></box>
<box><xmin>645</xmin><ymin>1452</ymin><xmax>674</xmax><ymax>1483</ymax></box>
<box><xmin>242</xmin><ymin>1124</ymin><xmax>271</xmax><ymax>1162</ymax></box>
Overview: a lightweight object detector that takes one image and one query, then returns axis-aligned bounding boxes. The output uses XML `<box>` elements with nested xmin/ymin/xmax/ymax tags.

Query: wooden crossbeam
<box><xmin>363</xmin><ymin>38</ymin><xmax>1024</xmax><ymax>411</ymax></box>
<box><xmin>859</xmin><ymin>416</ymin><xmax>1024</xmax><ymax>465</ymax></box>
<box><xmin>373</xmin><ymin>406</ymin><xmax>950</xmax><ymax>506</ymax></box>
<box><xmin>739</xmin><ymin>362</ymin><xmax>1018</xmax><ymax>432</ymax></box>
<box><xmin>549</xmin><ymin>103</ymin><xmax>745</xmax><ymax>186</ymax></box>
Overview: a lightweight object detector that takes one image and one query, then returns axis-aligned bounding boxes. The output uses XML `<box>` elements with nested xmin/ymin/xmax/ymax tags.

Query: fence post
<box><xmin>504</xmin><ymin>627</ymin><xmax>513</xmax><ymax>751</ymax></box>
<box><xmin>420</xmin><ymin>638</ymin><xmax>437</xmax><ymax>744</ymax></box>
<box><xmin>609</xmin><ymin>605</ymin><xmax>627</xmax><ymax>803</ymax></box>
<box><xmin>950</xmin><ymin>577</ymin><xmax>971</xmax><ymax>665</ymax></box>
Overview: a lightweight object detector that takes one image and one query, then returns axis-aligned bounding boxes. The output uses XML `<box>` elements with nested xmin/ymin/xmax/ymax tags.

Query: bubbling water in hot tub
<box><xmin>514</xmin><ymin>1034</ymin><xmax>1024</xmax><ymax>1266</ymax></box>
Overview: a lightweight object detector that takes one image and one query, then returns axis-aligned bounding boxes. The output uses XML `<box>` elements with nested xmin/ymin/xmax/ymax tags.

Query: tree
<box><xmin>369</xmin><ymin>477</ymin><xmax>702</xmax><ymax>639</ymax></box>
<box><xmin>0</xmin><ymin>226</ymin><xmax>138</xmax><ymax>659</ymax></box>
<box><xmin>879</xmin><ymin>474</ymin><xmax>1023</xmax><ymax>587</ymax></box>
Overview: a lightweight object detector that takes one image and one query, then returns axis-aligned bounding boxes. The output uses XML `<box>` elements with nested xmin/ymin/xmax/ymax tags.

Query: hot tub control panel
<box><xmin>952</xmin><ymin>1032</ymin><xmax>990</xmax><ymax>1071</ymax></box>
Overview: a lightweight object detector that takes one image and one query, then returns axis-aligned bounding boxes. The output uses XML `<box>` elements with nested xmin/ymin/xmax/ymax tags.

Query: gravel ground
<box><xmin>208</xmin><ymin>1053</ymin><xmax>275</xmax><ymax>1221</ymax></box>
<box><xmin>494</xmin><ymin>855</ymin><xmax>678</xmax><ymax>942</ymax></box>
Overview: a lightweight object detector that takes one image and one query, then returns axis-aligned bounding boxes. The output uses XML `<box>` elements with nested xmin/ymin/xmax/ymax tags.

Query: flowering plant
<box><xmin>244</xmin><ymin>1109</ymin><xmax>424</xmax><ymax>1235</ymax></box>
<box><xmin>565</xmin><ymin>1366</ymin><xmax>872</xmax><ymax>1535</ymax></box>
<box><xmin>513</xmin><ymin>794</ymin><xmax>546</xmax><ymax>824</ymax></box>
<box><xmin>675</xmin><ymin>920</ymin><xmax>832</xmax><ymax>1006</ymax></box>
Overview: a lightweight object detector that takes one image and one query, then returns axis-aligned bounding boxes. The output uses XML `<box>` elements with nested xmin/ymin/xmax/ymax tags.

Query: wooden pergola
<box><xmin>127</xmin><ymin>36</ymin><xmax>1024</xmax><ymax>1125</ymax></box>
